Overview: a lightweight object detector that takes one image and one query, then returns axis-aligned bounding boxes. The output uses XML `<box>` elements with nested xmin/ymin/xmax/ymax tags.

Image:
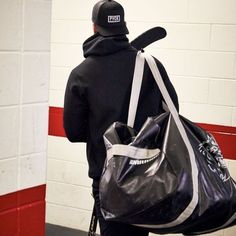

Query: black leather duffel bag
<box><xmin>99</xmin><ymin>52</ymin><xmax>236</xmax><ymax>235</ymax></box>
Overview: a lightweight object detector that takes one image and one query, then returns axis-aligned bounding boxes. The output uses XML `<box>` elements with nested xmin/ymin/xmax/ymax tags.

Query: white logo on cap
<box><xmin>108</xmin><ymin>15</ymin><xmax>120</xmax><ymax>23</ymax></box>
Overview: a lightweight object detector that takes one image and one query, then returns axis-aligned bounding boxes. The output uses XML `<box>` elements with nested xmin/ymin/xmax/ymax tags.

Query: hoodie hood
<box><xmin>83</xmin><ymin>33</ymin><xmax>131</xmax><ymax>58</ymax></box>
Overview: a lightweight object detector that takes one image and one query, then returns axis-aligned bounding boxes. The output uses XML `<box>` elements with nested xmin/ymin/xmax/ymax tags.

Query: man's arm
<box><xmin>63</xmin><ymin>70</ymin><xmax>89</xmax><ymax>142</ymax></box>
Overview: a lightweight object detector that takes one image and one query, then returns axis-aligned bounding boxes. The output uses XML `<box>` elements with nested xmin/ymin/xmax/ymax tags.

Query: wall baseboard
<box><xmin>46</xmin><ymin>223</ymin><xmax>99</xmax><ymax>236</ymax></box>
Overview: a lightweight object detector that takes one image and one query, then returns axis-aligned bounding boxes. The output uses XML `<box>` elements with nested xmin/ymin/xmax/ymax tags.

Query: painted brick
<box><xmin>0</xmin><ymin>54</ymin><xmax>21</xmax><ymax>106</ymax></box>
<box><xmin>227</xmin><ymin>160</ymin><xmax>236</xmax><ymax>182</ymax></box>
<box><xmin>0</xmin><ymin>108</ymin><xmax>19</xmax><ymax>159</ymax></box>
<box><xmin>171</xmin><ymin>76</ymin><xmax>209</xmax><ymax>103</ymax></box>
<box><xmin>48</xmin><ymin>107</ymin><xmax>66</xmax><ymax>137</ymax></box>
<box><xmin>52</xmin><ymin>0</ymin><xmax>97</xmax><ymax>20</ymax></box>
<box><xmin>0</xmin><ymin>0</ymin><xmax>22</xmax><ymax>50</ymax></box>
<box><xmin>46</xmin><ymin>203</ymin><xmax>95</xmax><ymax>233</ymax></box>
<box><xmin>0</xmin><ymin>191</ymin><xmax>17</xmax><ymax>212</ymax></box>
<box><xmin>189</xmin><ymin>0</ymin><xmax>236</xmax><ymax>24</ymax></box>
<box><xmin>129</xmin><ymin>22</ymin><xmax>211</xmax><ymax>51</ymax></box>
<box><xmin>50</xmin><ymin>66</ymin><xmax>71</xmax><ymax>90</ymax></box>
<box><xmin>52</xmin><ymin>0</ymin><xmax>189</xmax><ymax>23</ymax></box>
<box><xmin>19</xmin><ymin>153</ymin><xmax>47</xmax><ymax>190</ymax></box>
<box><xmin>23</xmin><ymin>53</ymin><xmax>49</xmax><ymax>103</ymax></box>
<box><xmin>233</xmin><ymin>108</ymin><xmax>236</xmax><ymax>127</ymax></box>
<box><xmin>0</xmin><ymin>0</ymin><xmax>50</xmax><ymax>235</ymax></box>
<box><xmin>157</xmin><ymin>23</ymin><xmax>211</xmax><ymax>50</ymax></box>
<box><xmin>51</xmin><ymin>43</ymin><xmax>84</xmax><ymax>67</ymax></box>
<box><xmin>148</xmin><ymin>48</ymin><xmax>235</xmax><ymax>79</ymax></box>
<box><xmin>209</xmin><ymin>79</ymin><xmax>236</xmax><ymax>107</ymax></box>
<box><xmin>0</xmin><ymin>186</ymin><xmax>46</xmax><ymax>235</ymax></box>
<box><xmin>47</xmin><ymin>159</ymin><xmax>91</xmax><ymax>187</ymax></box>
<box><xmin>211</xmin><ymin>25</ymin><xmax>236</xmax><ymax>52</ymax></box>
<box><xmin>18</xmin><ymin>185</ymin><xmax>46</xmax><ymax>207</ymax></box>
<box><xmin>24</xmin><ymin>0</ymin><xmax>51</xmax><ymax>51</ymax></box>
<box><xmin>179</xmin><ymin>103</ymin><xmax>232</xmax><ymax>126</ymax></box>
<box><xmin>46</xmin><ymin>181</ymin><xmax>93</xmax><ymax>211</ymax></box>
<box><xmin>49</xmin><ymin>90</ymin><xmax>65</xmax><ymax>107</ymax></box>
<box><xmin>0</xmin><ymin>208</ymin><xmax>18</xmax><ymax>236</ymax></box>
<box><xmin>19</xmin><ymin>201</ymin><xmax>45</xmax><ymax>236</ymax></box>
<box><xmin>0</xmin><ymin>158</ymin><xmax>18</xmax><ymax>195</ymax></box>
<box><xmin>51</xmin><ymin>20</ymin><xmax>92</xmax><ymax>44</ymax></box>
<box><xmin>234</xmin><ymin>57</ymin><xmax>236</xmax><ymax>79</ymax></box>
<box><xmin>119</xmin><ymin>0</ymin><xmax>188</xmax><ymax>23</ymax></box>
<box><xmin>47</xmin><ymin>136</ymin><xmax>87</xmax><ymax>164</ymax></box>
<box><xmin>21</xmin><ymin>104</ymin><xmax>48</xmax><ymax>155</ymax></box>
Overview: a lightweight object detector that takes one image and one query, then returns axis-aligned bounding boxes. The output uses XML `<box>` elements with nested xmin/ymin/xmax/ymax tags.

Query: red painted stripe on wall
<box><xmin>210</xmin><ymin>132</ymin><xmax>236</xmax><ymax>160</ymax></box>
<box><xmin>0</xmin><ymin>185</ymin><xmax>46</xmax><ymax>236</ymax></box>
<box><xmin>197</xmin><ymin>123</ymin><xmax>236</xmax><ymax>134</ymax></box>
<box><xmin>196</xmin><ymin>123</ymin><xmax>236</xmax><ymax>160</ymax></box>
<box><xmin>48</xmin><ymin>106</ymin><xmax>236</xmax><ymax>160</ymax></box>
<box><xmin>49</xmin><ymin>106</ymin><xmax>66</xmax><ymax>137</ymax></box>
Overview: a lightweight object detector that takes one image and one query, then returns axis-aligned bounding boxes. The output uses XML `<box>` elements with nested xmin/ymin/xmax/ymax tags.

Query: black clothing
<box><xmin>63</xmin><ymin>33</ymin><xmax>179</xmax><ymax>179</ymax></box>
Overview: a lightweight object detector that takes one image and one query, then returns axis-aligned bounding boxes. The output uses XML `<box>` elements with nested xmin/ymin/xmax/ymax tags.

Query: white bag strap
<box><xmin>127</xmin><ymin>52</ymin><xmax>169</xmax><ymax>127</ymax></box>
<box><xmin>127</xmin><ymin>51</ymin><xmax>199</xmax><ymax>228</ymax></box>
<box><xmin>127</xmin><ymin>51</ymin><xmax>145</xmax><ymax>127</ymax></box>
<box><xmin>143</xmin><ymin>53</ymin><xmax>179</xmax><ymax>117</ymax></box>
<box><xmin>142</xmin><ymin>52</ymin><xmax>199</xmax><ymax>228</ymax></box>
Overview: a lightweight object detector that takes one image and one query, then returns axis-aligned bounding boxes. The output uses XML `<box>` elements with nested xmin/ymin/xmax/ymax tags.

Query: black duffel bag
<box><xmin>99</xmin><ymin>52</ymin><xmax>236</xmax><ymax>235</ymax></box>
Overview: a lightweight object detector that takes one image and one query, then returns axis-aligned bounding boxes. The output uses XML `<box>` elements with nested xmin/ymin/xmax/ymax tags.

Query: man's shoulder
<box><xmin>70</xmin><ymin>57</ymin><xmax>92</xmax><ymax>75</ymax></box>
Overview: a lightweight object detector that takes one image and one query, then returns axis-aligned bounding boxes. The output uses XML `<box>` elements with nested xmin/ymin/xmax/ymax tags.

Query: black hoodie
<box><xmin>64</xmin><ymin>33</ymin><xmax>179</xmax><ymax>179</ymax></box>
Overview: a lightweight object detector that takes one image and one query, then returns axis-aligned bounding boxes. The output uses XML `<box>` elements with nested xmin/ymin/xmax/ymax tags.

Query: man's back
<box><xmin>64</xmin><ymin>33</ymin><xmax>178</xmax><ymax>179</ymax></box>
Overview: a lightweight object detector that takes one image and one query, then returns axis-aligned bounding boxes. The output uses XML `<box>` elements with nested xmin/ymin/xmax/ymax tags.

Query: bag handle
<box><xmin>127</xmin><ymin>51</ymin><xmax>145</xmax><ymax>127</ymax></box>
<box><xmin>127</xmin><ymin>51</ymin><xmax>180</xmax><ymax>127</ymax></box>
<box><xmin>128</xmin><ymin>51</ymin><xmax>193</xmax><ymax>156</ymax></box>
<box><xmin>127</xmin><ymin>52</ymin><xmax>172</xmax><ymax>127</ymax></box>
<box><xmin>127</xmin><ymin>52</ymin><xmax>199</xmax><ymax>228</ymax></box>
<box><xmin>143</xmin><ymin>53</ymin><xmax>179</xmax><ymax>117</ymax></box>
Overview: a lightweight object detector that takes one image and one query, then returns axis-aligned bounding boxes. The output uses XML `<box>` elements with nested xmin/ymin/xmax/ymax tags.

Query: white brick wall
<box><xmin>0</xmin><ymin>108</ymin><xmax>19</xmax><ymax>160</ymax></box>
<box><xmin>48</xmin><ymin>0</ymin><xmax>236</xmax><ymax>235</ymax></box>
<box><xmin>21</xmin><ymin>104</ymin><xmax>48</xmax><ymax>155</ymax></box>
<box><xmin>0</xmin><ymin>54</ymin><xmax>21</xmax><ymax>106</ymax></box>
<box><xmin>0</xmin><ymin>0</ymin><xmax>51</xmax><ymax>196</ymax></box>
<box><xmin>233</xmin><ymin>108</ymin><xmax>236</xmax><ymax>126</ymax></box>
<box><xmin>0</xmin><ymin>0</ymin><xmax>22</xmax><ymax>50</ymax></box>
<box><xmin>188</xmin><ymin>0</ymin><xmax>236</xmax><ymax>24</ymax></box>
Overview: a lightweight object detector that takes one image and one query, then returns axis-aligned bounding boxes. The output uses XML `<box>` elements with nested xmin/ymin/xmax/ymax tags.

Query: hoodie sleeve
<box><xmin>63</xmin><ymin>70</ymin><xmax>89</xmax><ymax>142</ymax></box>
<box><xmin>154</xmin><ymin>58</ymin><xmax>179</xmax><ymax>112</ymax></box>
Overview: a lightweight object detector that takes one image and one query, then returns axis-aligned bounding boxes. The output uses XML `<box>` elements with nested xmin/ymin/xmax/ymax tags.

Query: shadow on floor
<box><xmin>46</xmin><ymin>223</ymin><xmax>99</xmax><ymax>236</ymax></box>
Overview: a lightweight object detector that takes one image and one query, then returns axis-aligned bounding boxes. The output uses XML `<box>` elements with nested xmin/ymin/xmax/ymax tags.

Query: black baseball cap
<box><xmin>92</xmin><ymin>0</ymin><xmax>129</xmax><ymax>36</ymax></box>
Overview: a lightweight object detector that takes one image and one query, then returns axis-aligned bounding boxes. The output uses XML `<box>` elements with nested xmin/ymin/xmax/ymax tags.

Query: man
<box><xmin>63</xmin><ymin>0</ymin><xmax>179</xmax><ymax>235</ymax></box>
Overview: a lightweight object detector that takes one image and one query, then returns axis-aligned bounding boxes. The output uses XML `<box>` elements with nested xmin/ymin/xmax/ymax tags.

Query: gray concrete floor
<box><xmin>46</xmin><ymin>224</ymin><xmax>99</xmax><ymax>236</ymax></box>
